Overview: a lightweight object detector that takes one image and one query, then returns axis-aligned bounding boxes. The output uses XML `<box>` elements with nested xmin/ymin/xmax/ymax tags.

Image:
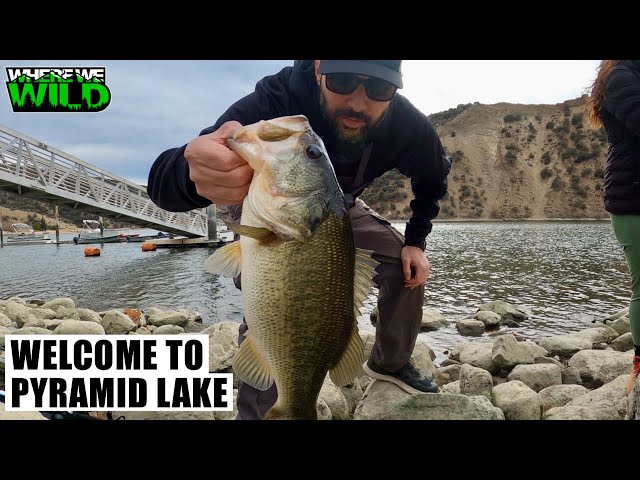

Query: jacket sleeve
<box><xmin>146</xmin><ymin>67</ymin><xmax>294</xmax><ymax>212</ymax></box>
<box><xmin>397</xmin><ymin>120</ymin><xmax>451</xmax><ymax>249</ymax></box>
<box><xmin>603</xmin><ymin>66</ymin><xmax>640</xmax><ymax>138</ymax></box>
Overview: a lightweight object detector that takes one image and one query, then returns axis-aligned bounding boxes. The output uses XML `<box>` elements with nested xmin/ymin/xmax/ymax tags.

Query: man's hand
<box><xmin>400</xmin><ymin>246</ymin><xmax>430</xmax><ymax>289</ymax></box>
<box><xmin>184</xmin><ymin>121</ymin><xmax>253</xmax><ymax>206</ymax></box>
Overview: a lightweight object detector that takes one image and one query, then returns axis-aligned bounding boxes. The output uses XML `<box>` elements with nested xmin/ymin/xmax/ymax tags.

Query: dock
<box><xmin>148</xmin><ymin>237</ymin><xmax>232</xmax><ymax>249</ymax></box>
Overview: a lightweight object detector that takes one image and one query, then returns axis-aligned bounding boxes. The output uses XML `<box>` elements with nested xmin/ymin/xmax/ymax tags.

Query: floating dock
<box><xmin>148</xmin><ymin>237</ymin><xmax>232</xmax><ymax>249</ymax></box>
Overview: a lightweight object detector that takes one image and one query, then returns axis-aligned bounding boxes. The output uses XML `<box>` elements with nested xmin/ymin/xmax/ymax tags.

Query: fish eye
<box><xmin>305</xmin><ymin>144</ymin><xmax>323</xmax><ymax>160</ymax></box>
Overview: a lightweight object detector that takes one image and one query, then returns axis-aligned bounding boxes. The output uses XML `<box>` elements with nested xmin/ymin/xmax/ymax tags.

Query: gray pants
<box><xmin>234</xmin><ymin>199</ymin><xmax>425</xmax><ymax>420</ymax></box>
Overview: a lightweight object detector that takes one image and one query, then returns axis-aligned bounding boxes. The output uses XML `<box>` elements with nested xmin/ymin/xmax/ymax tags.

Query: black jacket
<box><xmin>602</xmin><ymin>60</ymin><xmax>640</xmax><ymax>215</ymax></box>
<box><xmin>147</xmin><ymin>60</ymin><xmax>451</xmax><ymax>248</ymax></box>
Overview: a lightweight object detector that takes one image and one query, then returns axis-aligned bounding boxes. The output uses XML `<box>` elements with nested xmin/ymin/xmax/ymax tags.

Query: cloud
<box><xmin>401</xmin><ymin>60</ymin><xmax>601</xmax><ymax>116</ymax></box>
<box><xmin>0</xmin><ymin>59</ymin><xmax>602</xmax><ymax>186</ymax></box>
<box><xmin>0</xmin><ymin>60</ymin><xmax>292</xmax><ymax>183</ymax></box>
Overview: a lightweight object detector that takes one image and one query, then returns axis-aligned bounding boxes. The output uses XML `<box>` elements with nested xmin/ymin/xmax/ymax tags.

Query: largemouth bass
<box><xmin>204</xmin><ymin>115</ymin><xmax>378</xmax><ymax>420</ymax></box>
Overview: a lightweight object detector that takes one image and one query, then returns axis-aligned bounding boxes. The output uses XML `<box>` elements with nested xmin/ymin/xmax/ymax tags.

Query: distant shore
<box><xmin>0</xmin><ymin>218</ymin><xmax>612</xmax><ymax>237</ymax></box>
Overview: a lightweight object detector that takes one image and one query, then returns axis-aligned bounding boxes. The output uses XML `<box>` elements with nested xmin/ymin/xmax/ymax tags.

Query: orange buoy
<box><xmin>84</xmin><ymin>247</ymin><xmax>101</xmax><ymax>256</ymax></box>
<box><xmin>142</xmin><ymin>241</ymin><xmax>157</xmax><ymax>251</ymax></box>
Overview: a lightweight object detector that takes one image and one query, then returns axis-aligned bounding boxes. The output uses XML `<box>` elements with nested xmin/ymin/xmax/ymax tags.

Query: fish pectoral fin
<box><xmin>353</xmin><ymin>248</ymin><xmax>379</xmax><ymax>318</ymax></box>
<box><xmin>232</xmin><ymin>333</ymin><xmax>274</xmax><ymax>391</ymax></box>
<box><xmin>226</xmin><ymin>223</ymin><xmax>276</xmax><ymax>242</ymax></box>
<box><xmin>203</xmin><ymin>241</ymin><xmax>242</xmax><ymax>278</ymax></box>
<box><xmin>329</xmin><ymin>323</ymin><xmax>364</xmax><ymax>387</ymax></box>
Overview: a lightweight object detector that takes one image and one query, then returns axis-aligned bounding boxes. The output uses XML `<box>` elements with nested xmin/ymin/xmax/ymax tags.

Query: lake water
<box><xmin>0</xmin><ymin>221</ymin><xmax>631</xmax><ymax>363</ymax></box>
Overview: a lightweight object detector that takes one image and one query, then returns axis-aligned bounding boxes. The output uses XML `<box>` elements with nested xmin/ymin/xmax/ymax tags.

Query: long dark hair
<box><xmin>587</xmin><ymin>60</ymin><xmax>622</xmax><ymax>128</ymax></box>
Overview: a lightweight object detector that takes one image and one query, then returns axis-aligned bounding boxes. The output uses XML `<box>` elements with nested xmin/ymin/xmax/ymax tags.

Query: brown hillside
<box><xmin>361</xmin><ymin>95</ymin><xmax>609</xmax><ymax>221</ymax></box>
<box><xmin>0</xmin><ymin>95</ymin><xmax>610</xmax><ymax>227</ymax></box>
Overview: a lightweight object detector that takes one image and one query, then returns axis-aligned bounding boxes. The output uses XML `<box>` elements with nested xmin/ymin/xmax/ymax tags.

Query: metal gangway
<box><xmin>0</xmin><ymin>124</ymin><xmax>208</xmax><ymax>238</ymax></box>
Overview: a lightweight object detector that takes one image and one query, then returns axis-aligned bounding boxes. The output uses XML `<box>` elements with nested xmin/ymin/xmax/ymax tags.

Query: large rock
<box><xmin>459</xmin><ymin>364</ymin><xmax>493</xmax><ymax>400</ymax></box>
<box><xmin>354</xmin><ymin>381</ymin><xmax>503</xmax><ymax>420</ymax></box>
<box><xmin>319</xmin><ymin>376</ymin><xmax>351</xmax><ymax>420</ymax></box>
<box><xmin>537</xmin><ymin>384</ymin><xmax>589</xmax><ymax>411</ymax></box>
<box><xmin>608</xmin><ymin>315</ymin><xmax>631</xmax><ymax>336</ymax></box>
<box><xmin>520</xmin><ymin>340</ymin><xmax>548</xmax><ymax>359</ymax></box>
<box><xmin>5</xmin><ymin>296</ymin><xmax>27</xmax><ymax>305</ymax></box>
<box><xmin>456</xmin><ymin>319</ymin><xmax>485</xmax><ymax>337</ymax></box>
<box><xmin>53</xmin><ymin>320</ymin><xmax>105</xmax><ymax>335</ymax></box>
<box><xmin>316</xmin><ymin>398</ymin><xmax>333</xmax><ymax>420</ymax></box>
<box><xmin>456</xmin><ymin>341</ymin><xmax>499</xmax><ymax>374</ymax></box>
<box><xmin>153</xmin><ymin>325</ymin><xmax>184</xmax><ymax>335</ymax></box>
<box><xmin>442</xmin><ymin>380</ymin><xmax>461</xmax><ymax>394</ymax></box>
<box><xmin>421</xmin><ymin>308</ymin><xmax>448</xmax><ymax>331</ymax></box>
<box><xmin>566</xmin><ymin>374</ymin><xmax>629</xmax><ymax>418</ymax></box>
<box><xmin>355</xmin><ymin>331</ymin><xmax>376</xmax><ymax>386</ymax></box>
<box><xmin>202</xmin><ymin>321</ymin><xmax>240</xmax><ymax>372</ymax></box>
<box><xmin>41</xmin><ymin>298</ymin><xmax>75</xmax><ymax>311</ymax></box>
<box><xmin>477</xmin><ymin>300</ymin><xmax>528</xmax><ymax>323</ymax></box>
<box><xmin>491</xmin><ymin>381</ymin><xmax>542</xmax><ymax>420</ymax></box>
<box><xmin>567</xmin><ymin>349</ymin><xmax>634</xmax><ymax>388</ymax></box>
<box><xmin>535</xmin><ymin>356</ymin><xmax>564</xmax><ymax>368</ymax></box>
<box><xmin>543</xmin><ymin>402</ymin><xmax>620</xmax><ymax>420</ymax></box>
<box><xmin>4</xmin><ymin>302</ymin><xmax>33</xmax><ymax>327</ymax></box>
<box><xmin>145</xmin><ymin>307</ymin><xmax>164</xmax><ymax>317</ymax></box>
<box><xmin>339</xmin><ymin>380</ymin><xmax>364</xmax><ymax>416</ymax></box>
<box><xmin>183</xmin><ymin>321</ymin><xmax>206</xmax><ymax>333</ymax></box>
<box><xmin>475</xmin><ymin>310</ymin><xmax>502</xmax><ymax>329</ymax></box>
<box><xmin>411</xmin><ymin>340</ymin><xmax>437</xmax><ymax>380</ymax></box>
<box><xmin>147</xmin><ymin>311</ymin><xmax>189</xmax><ymax>328</ymax></box>
<box><xmin>561</xmin><ymin>367</ymin><xmax>583</xmax><ymax>385</ymax></box>
<box><xmin>611</xmin><ymin>333</ymin><xmax>634</xmax><ymax>352</ymax></box>
<box><xmin>435</xmin><ymin>364</ymin><xmax>462</xmax><ymax>385</ymax></box>
<box><xmin>537</xmin><ymin>334</ymin><xmax>593</xmax><ymax>358</ymax></box>
<box><xmin>573</xmin><ymin>325</ymin><xmax>620</xmax><ymax>345</ymax></box>
<box><xmin>604</xmin><ymin>307</ymin><xmax>628</xmax><ymax>322</ymax></box>
<box><xmin>26</xmin><ymin>308</ymin><xmax>57</xmax><ymax>320</ymax></box>
<box><xmin>75</xmin><ymin>308</ymin><xmax>103</xmax><ymax>324</ymax></box>
<box><xmin>492</xmin><ymin>334</ymin><xmax>535</xmax><ymax>370</ymax></box>
<box><xmin>175</xmin><ymin>308</ymin><xmax>203</xmax><ymax>323</ymax></box>
<box><xmin>101</xmin><ymin>310</ymin><xmax>136</xmax><ymax>335</ymax></box>
<box><xmin>507</xmin><ymin>364</ymin><xmax>562</xmax><ymax>392</ymax></box>
<box><xmin>22</xmin><ymin>317</ymin><xmax>47</xmax><ymax>329</ymax></box>
<box><xmin>44</xmin><ymin>320</ymin><xmax>65</xmax><ymax>331</ymax></box>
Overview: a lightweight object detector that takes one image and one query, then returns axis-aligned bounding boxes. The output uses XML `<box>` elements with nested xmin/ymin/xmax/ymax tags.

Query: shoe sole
<box><xmin>362</xmin><ymin>362</ymin><xmax>438</xmax><ymax>395</ymax></box>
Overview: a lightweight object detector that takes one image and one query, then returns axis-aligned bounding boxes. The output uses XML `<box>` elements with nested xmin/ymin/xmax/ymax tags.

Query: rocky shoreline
<box><xmin>1</xmin><ymin>296</ymin><xmax>638</xmax><ymax>420</ymax></box>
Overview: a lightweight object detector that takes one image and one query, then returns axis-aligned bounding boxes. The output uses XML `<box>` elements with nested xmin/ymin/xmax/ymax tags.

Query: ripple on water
<box><xmin>0</xmin><ymin>221</ymin><xmax>631</xmax><ymax>363</ymax></box>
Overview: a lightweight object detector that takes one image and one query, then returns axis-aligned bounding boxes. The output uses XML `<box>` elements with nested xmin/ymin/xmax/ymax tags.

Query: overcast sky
<box><xmin>0</xmin><ymin>60</ymin><xmax>601</xmax><ymax>186</ymax></box>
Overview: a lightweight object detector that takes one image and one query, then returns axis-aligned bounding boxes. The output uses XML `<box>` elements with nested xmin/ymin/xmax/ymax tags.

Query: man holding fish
<box><xmin>147</xmin><ymin>60</ymin><xmax>452</xmax><ymax>420</ymax></box>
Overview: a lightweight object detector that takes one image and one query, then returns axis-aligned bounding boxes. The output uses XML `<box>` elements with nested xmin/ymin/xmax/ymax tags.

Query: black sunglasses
<box><xmin>325</xmin><ymin>73</ymin><xmax>397</xmax><ymax>102</ymax></box>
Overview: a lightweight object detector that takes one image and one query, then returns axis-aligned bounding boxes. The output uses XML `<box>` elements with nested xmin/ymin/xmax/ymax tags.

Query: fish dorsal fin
<box><xmin>203</xmin><ymin>241</ymin><xmax>242</xmax><ymax>278</ymax></box>
<box><xmin>232</xmin><ymin>333</ymin><xmax>274</xmax><ymax>391</ymax></box>
<box><xmin>329</xmin><ymin>323</ymin><xmax>364</xmax><ymax>387</ymax></box>
<box><xmin>353</xmin><ymin>248</ymin><xmax>379</xmax><ymax>318</ymax></box>
<box><xmin>227</xmin><ymin>222</ymin><xmax>276</xmax><ymax>243</ymax></box>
